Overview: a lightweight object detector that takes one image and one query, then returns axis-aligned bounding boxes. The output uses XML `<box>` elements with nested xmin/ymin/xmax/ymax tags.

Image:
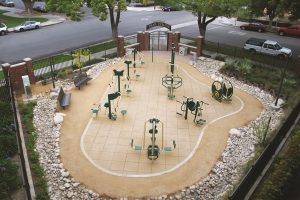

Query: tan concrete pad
<box><xmin>59</xmin><ymin>51</ymin><xmax>263</xmax><ymax>198</ymax></box>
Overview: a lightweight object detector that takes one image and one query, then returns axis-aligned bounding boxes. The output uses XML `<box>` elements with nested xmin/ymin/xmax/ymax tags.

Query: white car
<box><xmin>0</xmin><ymin>23</ymin><xmax>8</xmax><ymax>36</ymax></box>
<box><xmin>14</xmin><ymin>21</ymin><xmax>41</xmax><ymax>32</ymax></box>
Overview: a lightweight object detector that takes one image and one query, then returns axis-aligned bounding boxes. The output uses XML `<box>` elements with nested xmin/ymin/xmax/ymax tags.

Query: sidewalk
<box><xmin>0</xmin><ymin>6</ymin><xmax>66</xmax><ymax>31</ymax></box>
<box><xmin>127</xmin><ymin>5</ymin><xmax>162</xmax><ymax>12</ymax></box>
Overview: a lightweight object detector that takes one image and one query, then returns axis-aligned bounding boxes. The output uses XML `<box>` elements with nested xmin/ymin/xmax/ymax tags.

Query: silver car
<box><xmin>14</xmin><ymin>21</ymin><xmax>41</xmax><ymax>32</ymax></box>
<box><xmin>0</xmin><ymin>23</ymin><xmax>8</xmax><ymax>36</ymax></box>
<box><xmin>0</xmin><ymin>0</ymin><xmax>15</xmax><ymax>7</ymax></box>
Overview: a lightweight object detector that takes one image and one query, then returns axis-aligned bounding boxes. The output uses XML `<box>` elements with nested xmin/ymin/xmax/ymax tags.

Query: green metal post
<box><xmin>133</xmin><ymin>48</ymin><xmax>137</xmax><ymax>68</ymax></box>
<box><xmin>152</xmin><ymin>37</ymin><xmax>154</xmax><ymax>63</ymax></box>
<box><xmin>50</xmin><ymin>57</ymin><xmax>55</xmax><ymax>89</ymax></box>
<box><xmin>124</xmin><ymin>60</ymin><xmax>132</xmax><ymax>80</ymax></box>
<box><xmin>171</xmin><ymin>43</ymin><xmax>175</xmax><ymax>74</ymax></box>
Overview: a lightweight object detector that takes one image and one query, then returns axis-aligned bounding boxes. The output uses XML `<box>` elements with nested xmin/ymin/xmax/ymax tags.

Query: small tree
<box><xmin>73</xmin><ymin>49</ymin><xmax>91</xmax><ymax>71</ymax></box>
<box><xmin>252</xmin><ymin>117</ymin><xmax>271</xmax><ymax>146</ymax></box>
<box><xmin>91</xmin><ymin>0</ymin><xmax>127</xmax><ymax>39</ymax></box>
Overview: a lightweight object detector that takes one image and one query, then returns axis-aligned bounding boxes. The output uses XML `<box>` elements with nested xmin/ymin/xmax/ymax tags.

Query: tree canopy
<box><xmin>179</xmin><ymin>0</ymin><xmax>247</xmax><ymax>37</ymax></box>
<box><xmin>46</xmin><ymin>0</ymin><xmax>82</xmax><ymax>21</ymax></box>
<box><xmin>250</xmin><ymin>0</ymin><xmax>300</xmax><ymax>25</ymax></box>
<box><xmin>91</xmin><ymin>0</ymin><xmax>127</xmax><ymax>39</ymax></box>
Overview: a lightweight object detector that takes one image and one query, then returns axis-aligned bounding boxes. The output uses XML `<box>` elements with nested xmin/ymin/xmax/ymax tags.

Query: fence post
<box><xmin>50</xmin><ymin>57</ymin><xmax>56</xmax><ymax>89</ymax></box>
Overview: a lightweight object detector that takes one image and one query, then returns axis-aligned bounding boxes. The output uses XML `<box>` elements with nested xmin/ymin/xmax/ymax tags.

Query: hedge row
<box><xmin>0</xmin><ymin>101</ymin><xmax>20</xmax><ymax>199</ymax></box>
<box><xmin>254</xmin><ymin>123</ymin><xmax>300</xmax><ymax>200</ymax></box>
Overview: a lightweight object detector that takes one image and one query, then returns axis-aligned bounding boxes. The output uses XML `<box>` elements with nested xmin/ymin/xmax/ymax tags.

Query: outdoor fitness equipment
<box><xmin>131</xmin><ymin>118</ymin><xmax>176</xmax><ymax>160</ymax></box>
<box><xmin>124</xmin><ymin>60</ymin><xmax>132</xmax><ymax>80</ymax></box>
<box><xmin>177</xmin><ymin>96</ymin><xmax>209</xmax><ymax>125</ymax></box>
<box><xmin>113</xmin><ymin>69</ymin><xmax>124</xmax><ymax>93</ymax></box>
<box><xmin>211</xmin><ymin>78</ymin><xmax>233</xmax><ymax>101</ymax></box>
<box><xmin>162</xmin><ymin>74</ymin><xmax>183</xmax><ymax>99</ymax></box>
<box><xmin>104</xmin><ymin>92</ymin><xmax>121</xmax><ymax>120</ymax></box>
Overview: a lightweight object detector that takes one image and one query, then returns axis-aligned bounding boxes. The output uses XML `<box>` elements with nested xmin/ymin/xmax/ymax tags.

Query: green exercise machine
<box><xmin>211</xmin><ymin>78</ymin><xmax>233</xmax><ymax>102</ymax></box>
<box><xmin>131</xmin><ymin>118</ymin><xmax>176</xmax><ymax>160</ymax></box>
<box><xmin>104</xmin><ymin>91</ymin><xmax>121</xmax><ymax>120</ymax></box>
<box><xmin>177</xmin><ymin>96</ymin><xmax>209</xmax><ymax>125</ymax></box>
<box><xmin>162</xmin><ymin>74</ymin><xmax>183</xmax><ymax>99</ymax></box>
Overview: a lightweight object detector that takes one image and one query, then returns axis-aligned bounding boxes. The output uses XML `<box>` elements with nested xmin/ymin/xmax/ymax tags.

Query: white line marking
<box><xmin>207</xmin><ymin>26</ymin><xmax>221</xmax><ymax>31</ymax></box>
<box><xmin>228</xmin><ymin>31</ymin><xmax>246</xmax><ymax>36</ymax></box>
<box><xmin>80</xmin><ymin>64</ymin><xmax>245</xmax><ymax>177</ymax></box>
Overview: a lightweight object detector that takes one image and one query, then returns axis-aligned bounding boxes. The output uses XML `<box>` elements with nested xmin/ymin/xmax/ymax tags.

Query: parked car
<box><xmin>162</xmin><ymin>5</ymin><xmax>183</xmax><ymax>11</ymax></box>
<box><xmin>33</xmin><ymin>1</ymin><xmax>46</xmax><ymax>13</ymax></box>
<box><xmin>240</xmin><ymin>23</ymin><xmax>267</xmax><ymax>32</ymax></box>
<box><xmin>0</xmin><ymin>0</ymin><xmax>14</xmax><ymax>7</ymax></box>
<box><xmin>244</xmin><ymin>38</ymin><xmax>292</xmax><ymax>58</ymax></box>
<box><xmin>277</xmin><ymin>25</ymin><xmax>300</xmax><ymax>37</ymax></box>
<box><xmin>14</xmin><ymin>21</ymin><xmax>41</xmax><ymax>32</ymax></box>
<box><xmin>0</xmin><ymin>23</ymin><xmax>8</xmax><ymax>36</ymax></box>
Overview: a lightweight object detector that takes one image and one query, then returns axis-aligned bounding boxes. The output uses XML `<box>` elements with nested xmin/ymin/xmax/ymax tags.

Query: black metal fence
<box><xmin>180</xmin><ymin>36</ymin><xmax>298</xmax><ymax>69</ymax></box>
<box><xmin>229</xmin><ymin>101</ymin><xmax>300</xmax><ymax>200</ymax></box>
<box><xmin>0</xmin><ymin>77</ymin><xmax>32</xmax><ymax>199</ymax></box>
<box><xmin>204</xmin><ymin>40</ymin><xmax>298</xmax><ymax>69</ymax></box>
<box><xmin>32</xmin><ymin>40</ymin><xmax>118</xmax><ymax>80</ymax></box>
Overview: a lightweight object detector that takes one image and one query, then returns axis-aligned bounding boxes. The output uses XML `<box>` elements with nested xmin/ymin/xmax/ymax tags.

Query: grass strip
<box><xmin>253</xmin><ymin>123</ymin><xmax>300</xmax><ymax>200</ymax></box>
<box><xmin>19</xmin><ymin>102</ymin><xmax>49</xmax><ymax>200</ymax></box>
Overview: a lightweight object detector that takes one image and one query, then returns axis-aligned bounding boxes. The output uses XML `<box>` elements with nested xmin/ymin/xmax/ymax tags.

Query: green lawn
<box><xmin>33</xmin><ymin>54</ymin><xmax>73</xmax><ymax>70</ymax></box>
<box><xmin>0</xmin><ymin>10</ymin><xmax>48</xmax><ymax>28</ymax></box>
<box><xmin>87</xmin><ymin>41</ymin><xmax>116</xmax><ymax>54</ymax></box>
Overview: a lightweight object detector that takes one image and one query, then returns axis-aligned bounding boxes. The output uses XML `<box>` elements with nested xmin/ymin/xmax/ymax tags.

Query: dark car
<box><xmin>278</xmin><ymin>25</ymin><xmax>300</xmax><ymax>37</ymax></box>
<box><xmin>33</xmin><ymin>1</ymin><xmax>47</xmax><ymax>13</ymax></box>
<box><xmin>0</xmin><ymin>0</ymin><xmax>15</xmax><ymax>7</ymax></box>
<box><xmin>162</xmin><ymin>5</ymin><xmax>182</xmax><ymax>12</ymax></box>
<box><xmin>240</xmin><ymin>23</ymin><xmax>267</xmax><ymax>33</ymax></box>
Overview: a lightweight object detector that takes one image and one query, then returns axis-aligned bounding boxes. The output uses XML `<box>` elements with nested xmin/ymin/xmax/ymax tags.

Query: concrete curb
<box><xmin>7</xmin><ymin>20</ymin><xmax>66</xmax><ymax>32</ymax></box>
<box><xmin>1</xmin><ymin>6</ymin><xmax>67</xmax><ymax>32</ymax></box>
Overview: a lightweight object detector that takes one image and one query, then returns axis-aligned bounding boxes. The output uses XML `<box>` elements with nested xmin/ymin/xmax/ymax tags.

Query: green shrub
<box><xmin>0</xmin><ymin>159</ymin><xmax>20</xmax><ymax>199</ymax></box>
<box><xmin>0</xmin><ymin>134</ymin><xmax>18</xmax><ymax>158</ymax></box>
<box><xmin>57</xmin><ymin>70</ymin><xmax>67</xmax><ymax>79</ymax></box>
<box><xmin>254</xmin><ymin>124</ymin><xmax>300</xmax><ymax>200</ymax></box>
<box><xmin>19</xmin><ymin>102</ymin><xmax>49</xmax><ymax>199</ymax></box>
<box><xmin>238</xmin><ymin>58</ymin><xmax>252</xmax><ymax>75</ymax></box>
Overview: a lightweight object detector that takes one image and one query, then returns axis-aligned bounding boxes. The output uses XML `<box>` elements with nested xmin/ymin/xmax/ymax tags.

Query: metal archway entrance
<box><xmin>150</xmin><ymin>30</ymin><xmax>169</xmax><ymax>51</ymax></box>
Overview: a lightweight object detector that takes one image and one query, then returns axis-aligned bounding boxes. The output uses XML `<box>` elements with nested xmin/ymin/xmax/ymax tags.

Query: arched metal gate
<box><xmin>150</xmin><ymin>30</ymin><xmax>169</xmax><ymax>51</ymax></box>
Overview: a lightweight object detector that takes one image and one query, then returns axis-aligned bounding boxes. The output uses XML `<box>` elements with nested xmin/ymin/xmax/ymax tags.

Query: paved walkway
<box><xmin>59</xmin><ymin>51</ymin><xmax>263</xmax><ymax>198</ymax></box>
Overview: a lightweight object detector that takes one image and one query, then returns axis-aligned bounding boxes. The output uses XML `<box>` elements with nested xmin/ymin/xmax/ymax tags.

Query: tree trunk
<box><xmin>22</xmin><ymin>0</ymin><xmax>34</xmax><ymax>14</ymax></box>
<box><xmin>108</xmin><ymin>7</ymin><xmax>120</xmax><ymax>40</ymax></box>
<box><xmin>111</xmin><ymin>24</ymin><xmax>118</xmax><ymax>40</ymax></box>
<box><xmin>199</xmin><ymin>23</ymin><xmax>207</xmax><ymax>37</ymax></box>
<box><xmin>197</xmin><ymin>13</ymin><xmax>217</xmax><ymax>38</ymax></box>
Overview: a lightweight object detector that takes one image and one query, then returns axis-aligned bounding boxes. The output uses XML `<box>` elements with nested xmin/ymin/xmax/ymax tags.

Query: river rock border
<box><xmin>32</xmin><ymin>57</ymin><xmax>283</xmax><ymax>199</ymax></box>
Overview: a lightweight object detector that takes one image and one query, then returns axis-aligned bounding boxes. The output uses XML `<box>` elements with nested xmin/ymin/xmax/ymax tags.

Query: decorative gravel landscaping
<box><xmin>31</xmin><ymin>55</ymin><xmax>283</xmax><ymax>199</ymax></box>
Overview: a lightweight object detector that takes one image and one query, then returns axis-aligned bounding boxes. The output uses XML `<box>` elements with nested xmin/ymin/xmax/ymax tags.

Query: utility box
<box><xmin>179</xmin><ymin>46</ymin><xmax>187</xmax><ymax>56</ymax></box>
<box><xmin>22</xmin><ymin>75</ymin><xmax>31</xmax><ymax>97</ymax></box>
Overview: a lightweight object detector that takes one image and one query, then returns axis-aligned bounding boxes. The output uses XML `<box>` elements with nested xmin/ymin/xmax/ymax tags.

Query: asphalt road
<box><xmin>0</xmin><ymin>8</ymin><xmax>299</xmax><ymax>64</ymax></box>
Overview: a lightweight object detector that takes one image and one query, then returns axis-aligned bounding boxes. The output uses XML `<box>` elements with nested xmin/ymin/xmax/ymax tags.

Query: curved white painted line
<box><xmin>80</xmin><ymin>63</ymin><xmax>245</xmax><ymax>178</ymax></box>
